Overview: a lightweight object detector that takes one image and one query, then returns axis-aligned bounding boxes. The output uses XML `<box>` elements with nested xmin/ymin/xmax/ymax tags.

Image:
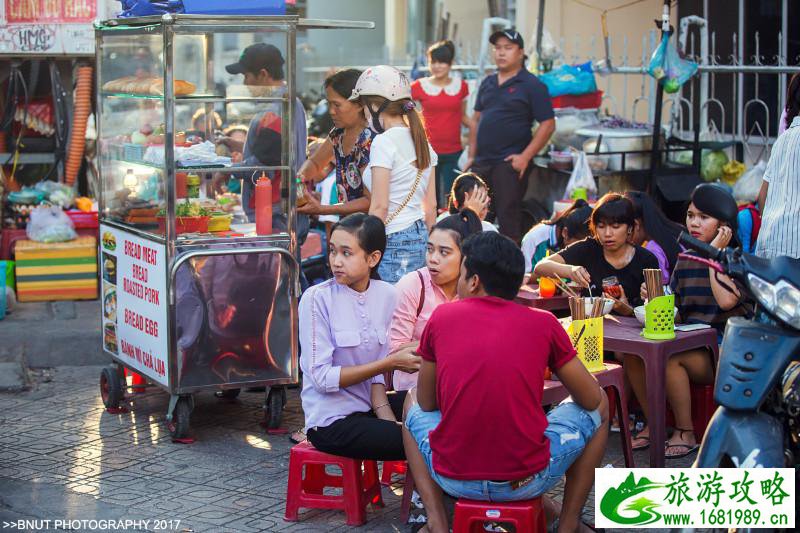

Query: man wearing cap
<box><xmin>466</xmin><ymin>29</ymin><xmax>555</xmax><ymax>243</ymax></box>
<box><xmin>218</xmin><ymin>42</ymin><xmax>308</xmax><ymax>231</ymax></box>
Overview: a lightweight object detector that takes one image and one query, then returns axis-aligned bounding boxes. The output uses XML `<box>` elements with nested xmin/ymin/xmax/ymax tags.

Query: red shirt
<box><xmin>411</xmin><ymin>77</ymin><xmax>469</xmax><ymax>154</ymax></box>
<box><xmin>417</xmin><ymin>296</ymin><xmax>576</xmax><ymax>480</ymax></box>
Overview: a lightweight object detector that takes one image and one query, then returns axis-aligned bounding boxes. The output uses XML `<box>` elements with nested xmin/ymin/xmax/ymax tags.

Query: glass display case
<box><xmin>97</xmin><ymin>18</ymin><xmax>298</xmax><ymax>241</ymax></box>
<box><xmin>94</xmin><ymin>14</ymin><xmax>373</xmax><ymax>440</ymax></box>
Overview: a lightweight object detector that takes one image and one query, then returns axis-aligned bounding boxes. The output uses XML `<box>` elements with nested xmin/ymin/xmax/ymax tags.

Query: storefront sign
<box><xmin>100</xmin><ymin>224</ymin><xmax>169</xmax><ymax>387</ymax></box>
<box><xmin>0</xmin><ymin>1</ymin><xmax>100</xmax><ymax>55</ymax></box>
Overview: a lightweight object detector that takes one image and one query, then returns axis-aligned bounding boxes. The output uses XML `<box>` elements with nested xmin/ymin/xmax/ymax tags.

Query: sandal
<box><xmin>631</xmin><ymin>433</ymin><xmax>650</xmax><ymax>451</ymax></box>
<box><xmin>665</xmin><ymin>428</ymin><xmax>699</xmax><ymax>459</ymax></box>
<box><xmin>290</xmin><ymin>430</ymin><xmax>307</xmax><ymax>444</ymax></box>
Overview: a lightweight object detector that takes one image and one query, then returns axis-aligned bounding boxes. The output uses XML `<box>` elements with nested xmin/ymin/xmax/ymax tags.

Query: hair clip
<box><xmin>403</xmin><ymin>101</ymin><xmax>416</xmax><ymax>112</ymax></box>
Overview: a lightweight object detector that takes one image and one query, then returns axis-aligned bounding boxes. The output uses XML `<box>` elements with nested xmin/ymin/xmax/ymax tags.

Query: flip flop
<box><xmin>290</xmin><ymin>430</ymin><xmax>307</xmax><ymax>444</ymax></box>
<box><xmin>632</xmin><ymin>434</ymin><xmax>650</xmax><ymax>451</ymax></box>
<box><xmin>665</xmin><ymin>442</ymin><xmax>699</xmax><ymax>459</ymax></box>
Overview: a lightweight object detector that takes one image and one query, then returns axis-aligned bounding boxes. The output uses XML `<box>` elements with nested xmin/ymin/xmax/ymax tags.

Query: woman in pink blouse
<box><xmin>388</xmin><ymin>209</ymin><xmax>483</xmax><ymax>390</ymax></box>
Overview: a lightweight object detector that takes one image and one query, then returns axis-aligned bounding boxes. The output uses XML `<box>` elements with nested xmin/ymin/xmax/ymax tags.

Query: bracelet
<box><xmin>373</xmin><ymin>402</ymin><xmax>390</xmax><ymax>411</ymax></box>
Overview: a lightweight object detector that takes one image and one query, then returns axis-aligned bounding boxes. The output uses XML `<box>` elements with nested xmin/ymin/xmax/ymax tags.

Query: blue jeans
<box><xmin>378</xmin><ymin>219</ymin><xmax>427</xmax><ymax>283</ymax></box>
<box><xmin>405</xmin><ymin>399</ymin><xmax>602</xmax><ymax>502</ymax></box>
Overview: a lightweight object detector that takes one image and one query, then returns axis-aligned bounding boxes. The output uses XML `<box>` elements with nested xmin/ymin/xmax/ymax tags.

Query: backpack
<box><xmin>738</xmin><ymin>204</ymin><xmax>761</xmax><ymax>251</ymax></box>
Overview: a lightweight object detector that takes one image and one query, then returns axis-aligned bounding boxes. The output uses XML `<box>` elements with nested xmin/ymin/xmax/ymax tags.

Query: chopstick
<box><xmin>606</xmin><ymin>294</ymin><xmax>635</xmax><ymax>313</ymax></box>
<box><xmin>644</xmin><ymin>269</ymin><xmax>664</xmax><ymax>299</ymax></box>
<box><xmin>554</xmin><ymin>278</ymin><xmax>581</xmax><ymax>299</ymax></box>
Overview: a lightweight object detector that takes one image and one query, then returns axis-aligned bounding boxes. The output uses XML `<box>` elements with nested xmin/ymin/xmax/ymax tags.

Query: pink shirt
<box><xmin>389</xmin><ymin>267</ymin><xmax>456</xmax><ymax>390</ymax></box>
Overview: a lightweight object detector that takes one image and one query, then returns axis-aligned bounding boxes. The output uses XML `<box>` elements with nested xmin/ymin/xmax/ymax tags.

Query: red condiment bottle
<box><xmin>255</xmin><ymin>172</ymin><xmax>273</xmax><ymax>235</ymax></box>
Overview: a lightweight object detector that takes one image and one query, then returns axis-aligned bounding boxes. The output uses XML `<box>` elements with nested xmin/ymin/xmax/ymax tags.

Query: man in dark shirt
<box><xmin>466</xmin><ymin>29</ymin><xmax>556</xmax><ymax>243</ymax></box>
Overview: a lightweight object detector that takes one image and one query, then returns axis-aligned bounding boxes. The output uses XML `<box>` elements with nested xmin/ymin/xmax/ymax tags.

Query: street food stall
<box><xmin>95</xmin><ymin>14</ymin><xmax>372</xmax><ymax>440</ymax></box>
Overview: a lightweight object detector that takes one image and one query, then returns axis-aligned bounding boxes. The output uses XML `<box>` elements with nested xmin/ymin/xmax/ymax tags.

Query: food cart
<box><xmin>95</xmin><ymin>14</ymin><xmax>372</xmax><ymax>439</ymax></box>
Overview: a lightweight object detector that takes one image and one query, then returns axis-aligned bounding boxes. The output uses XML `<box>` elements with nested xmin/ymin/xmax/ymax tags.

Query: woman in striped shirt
<box><xmin>627</xmin><ymin>184</ymin><xmax>745</xmax><ymax>459</ymax></box>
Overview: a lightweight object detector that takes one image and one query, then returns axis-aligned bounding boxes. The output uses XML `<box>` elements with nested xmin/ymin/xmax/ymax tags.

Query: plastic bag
<box><xmin>565</xmin><ymin>151</ymin><xmax>597</xmax><ymax>198</ymax></box>
<box><xmin>540</xmin><ymin>64</ymin><xmax>597</xmax><ymax>97</ymax></box>
<box><xmin>34</xmin><ymin>181</ymin><xmax>75</xmax><ymax>208</ymax></box>
<box><xmin>733</xmin><ymin>160</ymin><xmax>767</xmax><ymax>203</ymax></box>
<box><xmin>528</xmin><ymin>25</ymin><xmax>561</xmax><ymax>62</ymax></box>
<box><xmin>647</xmin><ymin>33</ymin><xmax>698</xmax><ymax>94</ymax></box>
<box><xmin>26</xmin><ymin>205</ymin><xmax>77</xmax><ymax>243</ymax></box>
<box><xmin>117</xmin><ymin>1</ymin><xmax>184</xmax><ymax>17</ymax></box>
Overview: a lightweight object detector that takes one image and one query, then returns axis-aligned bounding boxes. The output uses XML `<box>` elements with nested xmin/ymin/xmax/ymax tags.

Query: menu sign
<box><xmin>100</xmin><ymin>224</ymin><xmax>169</xmax><ymax>387</ymax></box>
<box><xmin>0</xmin><ymin>1</ymin><xmax>101</xmax><ymax>55</ymax></box>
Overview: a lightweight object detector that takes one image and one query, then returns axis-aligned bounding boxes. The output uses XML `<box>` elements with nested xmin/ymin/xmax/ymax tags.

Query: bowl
<box><xmin>584</xmin><ymin>297</ymin><xmax>614</xmax><ymax>316</ymax></box>
<box><xmin>634</xmin><ymin>305</ymin><xmax>679</xmax><ymax>325</ymax></box>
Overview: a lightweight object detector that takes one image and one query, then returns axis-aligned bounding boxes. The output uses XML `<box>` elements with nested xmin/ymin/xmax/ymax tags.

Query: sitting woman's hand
<box><xmin>569</xmin><ymin>265</ymin><xmax>592</xmax><ymax>288</ymax></box>
<box><xmin>710</xmin><ymin>225</ymin><xmax>733</xmax><ymax>249</ymax></box>
<box><xmin>607</xmin><ymin>286</ymin><xmax>633</xmax><ymax>316</ymax></box>
<box><xmin>462</xmin><ymin>185</ymin><xmax>489</xmax><ymax>219</ymax></box>
<box><xmin>640</xmin><ymin>282</ymin><xmax>648</xmax><ymax>302</ymax></box>
<box><xmin>386</xmin><ymin>344</ymin><xmax>422</xmax><ymax>374</ymax></box>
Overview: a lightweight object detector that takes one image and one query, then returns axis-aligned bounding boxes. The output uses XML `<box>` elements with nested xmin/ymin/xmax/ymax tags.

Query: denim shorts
<box><xmin>405</xmin><ymin>398</ymin><xmax>602</xmax><ymax>502</ymax></box>
<box><xmin>378</xmin><ymin>219</ymin><xmax>427</xmax><ymax>283</ymax></box>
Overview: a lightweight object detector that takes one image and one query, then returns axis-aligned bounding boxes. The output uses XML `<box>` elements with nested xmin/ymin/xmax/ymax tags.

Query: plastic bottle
<box><xmin>255</xmin><ymin>172</ymin><xmax>273</xmax><ymax>235</ymax></box>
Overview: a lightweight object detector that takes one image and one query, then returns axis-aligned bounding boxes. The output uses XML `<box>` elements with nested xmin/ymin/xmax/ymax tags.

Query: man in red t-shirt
<box><xmin>401</xmin><ymin>232</ymin><xmax>608</xmax><ymax>533</ymax></box>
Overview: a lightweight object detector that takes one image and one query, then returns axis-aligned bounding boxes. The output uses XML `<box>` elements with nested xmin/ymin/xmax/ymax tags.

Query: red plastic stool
<box><xmin>284</xmin><ymin>441</ymin><xmax>384</xmax><ymax>526</ymax></box>
<box><xmin>124</xmin><ymin>368</ymin><xmax>147</xmax><ymax>394</ymax></box>
<box><xmin>690</xmin><ymin>384</ymin><xmax>715</xmax><ymax>440</ymax></box>
<box><xmin>665</xmin><ymin>383</ymin><xmax>716</xmax><ymax>440</ymax></box>
<box><xmin>381</xmin><ymin>460</ymin><xmax>406</xmax><ymax>486</ymax></box>
<box><xmin>452</xmin><ymin>497</ymin><xmax>546</xmax><ymax>533</ymax></box>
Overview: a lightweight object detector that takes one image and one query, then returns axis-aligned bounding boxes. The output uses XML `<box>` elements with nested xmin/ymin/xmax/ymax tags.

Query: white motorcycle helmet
<box><xmin>349</xmin><ymin>65</ymin><xmax>412</xmax><ymax>133</ymax></box>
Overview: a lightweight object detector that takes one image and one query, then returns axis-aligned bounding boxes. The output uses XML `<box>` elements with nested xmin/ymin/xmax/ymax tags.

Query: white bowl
<box><xmin>584</xmin><ymin>297</ymin><xmax>614</xmax><ymax>317</ymax></box>
<box><xmin>634</xmin><ymin>305</ymin><xmax>679</xmax><ymax>325</ymax></box>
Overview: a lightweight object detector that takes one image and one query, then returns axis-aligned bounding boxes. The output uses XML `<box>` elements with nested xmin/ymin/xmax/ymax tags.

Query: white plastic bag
<box><xmin>565</xmin><ymin>151</ymin><xmax>597</xmax><ymax>198</ymax></box>
<box><xmin>26</xmin><ymin>205</ymin><xmax>77</xmax><ymax>243</ymax></box>
<box><xmin>733</xmin><ymin>160</ymin><xmax>767</xmax><ymax>203</ymax></box>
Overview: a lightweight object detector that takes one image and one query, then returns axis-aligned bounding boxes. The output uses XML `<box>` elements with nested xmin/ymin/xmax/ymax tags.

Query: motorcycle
<box><xmin>676</xmin><ymin>232</ymin><xmax>800</xmax><ymax>472</ymax></box>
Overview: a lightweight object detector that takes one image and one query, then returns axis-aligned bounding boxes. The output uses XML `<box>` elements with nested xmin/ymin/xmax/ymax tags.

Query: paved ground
<box><xmin>0</xmin><ymin>366</ymin><xmax>696</xmax><ymax>533</ymax></box>
<box><xmin>1</xmin><ymin>299</ymin><xmax>695</xmax><ymax>532</ymax></box>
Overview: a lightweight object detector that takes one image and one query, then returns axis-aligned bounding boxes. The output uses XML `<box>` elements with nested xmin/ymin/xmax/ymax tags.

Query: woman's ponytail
<box><xmin>405</xmin><ymin>105</ymin><xmax>431</xmax><ymax>170</ymax></box>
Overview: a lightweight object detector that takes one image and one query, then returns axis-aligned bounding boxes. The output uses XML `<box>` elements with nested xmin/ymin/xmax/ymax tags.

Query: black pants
<box><xmin>306</xmin><ymin>390</ymin><xmax>407</xmax><ymax>461</ymax></box>
<box><xmin>471</xmin><ymin>160</ymin><xmax>530</xmax><ymax>244</ymax></box>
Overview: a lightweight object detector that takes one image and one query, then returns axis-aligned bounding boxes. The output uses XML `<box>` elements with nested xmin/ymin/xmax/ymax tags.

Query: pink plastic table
<box><xmin>515</xmin><ymin>285</ymin><xmax>571</xmax><ymax>312</ymax></box>
<box><xmin>602</xmin><ymin>316</ymin><xmax>719</xmax><ymax>467</ymax></box>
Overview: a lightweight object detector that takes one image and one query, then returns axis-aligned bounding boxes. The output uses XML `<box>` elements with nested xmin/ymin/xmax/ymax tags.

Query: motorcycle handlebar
<box><xmin>678</xmin><ymin>232</ymin><xmax>724</xmax><ymax>262</ymax></box>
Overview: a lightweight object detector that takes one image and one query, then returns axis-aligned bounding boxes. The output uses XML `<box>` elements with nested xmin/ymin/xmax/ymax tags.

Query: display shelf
<box><xmin>101</xmin><ymin>93</ymin><xmax>288</xmax><ymax>103</ymax></box>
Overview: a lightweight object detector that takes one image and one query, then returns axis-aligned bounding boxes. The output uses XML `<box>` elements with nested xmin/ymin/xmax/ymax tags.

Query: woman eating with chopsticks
<box><xmin>533</xmin><ymin>193</ymin><xmax>659</xmax><ymax>315</ymax></box>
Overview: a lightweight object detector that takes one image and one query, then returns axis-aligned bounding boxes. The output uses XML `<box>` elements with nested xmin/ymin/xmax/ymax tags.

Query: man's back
<box><xmin>417</xmin><ymin>296</ymin><xmax>575</xmax><ymax>480</ymax></box>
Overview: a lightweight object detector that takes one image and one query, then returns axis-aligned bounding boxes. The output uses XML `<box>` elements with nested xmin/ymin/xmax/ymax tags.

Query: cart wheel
<box><xmin>100</xmin><ymin>367</ymin><xmax>124</xmax><ymax>409</ymax></box>
<box><xmin>168</xmin><ymin>397</ymin><xmax>192</xmax><ymax>440</ymax></box>
<box><xmin>265</xmin><ymin>388</ymin><xmax>284</xmax><ymax>430</ymax></box>
<box><xmin>215</xmin><ymin>388</ymin><xmax>241</xmax><ymax>399</ymax></box>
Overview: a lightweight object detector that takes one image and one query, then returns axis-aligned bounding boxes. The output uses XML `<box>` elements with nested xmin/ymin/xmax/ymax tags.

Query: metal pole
<box><xmin>536</xmin><ymin>0</ymin><xmax>545</xmax><ymax>69</ymax></box>
<box><xmin>779</xmin><ymin>0</ymin><xmax>788</xmax><ymax>120</ymax></box>
<box><xmin>648</xmin><ymin>0</ymin><xmax>671</xmax><ymax>195</ymax></box>
<box><xmin>737</xmin><ymin>0</ymin><xmax>744</xmax><ymax>144</ymax></box>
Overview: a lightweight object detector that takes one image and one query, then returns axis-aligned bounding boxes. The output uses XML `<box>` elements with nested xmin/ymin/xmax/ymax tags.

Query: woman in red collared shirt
<box><xmin>411</xmin><ymin>40</ymin><xmax>470</xmax><ymax>209</ymax></box>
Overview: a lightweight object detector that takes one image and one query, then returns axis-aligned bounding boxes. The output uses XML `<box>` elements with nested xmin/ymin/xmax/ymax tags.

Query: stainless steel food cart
<box><xmin>95</xmin><ymin>14</ymin><xmax>372</xmax><ymax>439</ymax></box>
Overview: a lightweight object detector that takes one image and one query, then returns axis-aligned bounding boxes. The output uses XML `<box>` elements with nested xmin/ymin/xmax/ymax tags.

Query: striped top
<box><xmin>756</xmin><ymin>116</ymin><xmax>800</xmax><ymax>259</ymax></box>
<box><xmin>670</xmin><ymin>253</ymin><xmax>745</xmax><ymax>341</ymax></box>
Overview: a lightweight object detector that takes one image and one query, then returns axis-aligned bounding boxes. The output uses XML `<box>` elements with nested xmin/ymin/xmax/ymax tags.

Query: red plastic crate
<box><xmin>65</xmin><ymin>210</ymin><xmax>99</xmax><ymax>229</ymax></box>
<box><xmin>551</xmin><ymin>90</ymin><xmax>603</xmax><ymax>110</ymax></box>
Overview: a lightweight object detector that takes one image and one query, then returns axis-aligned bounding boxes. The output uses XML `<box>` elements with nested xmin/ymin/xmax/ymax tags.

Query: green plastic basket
<box><xmin>642</xmin><ymin>295</ymin><xmax>676</xmax><ymax>340</ymax></box>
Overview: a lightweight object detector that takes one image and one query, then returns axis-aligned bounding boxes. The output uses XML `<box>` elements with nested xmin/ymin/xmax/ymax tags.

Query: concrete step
<box><xmin>0</xmin><ymin>300</ymin><xmax>105</xmax><ymax>368</ymax></box>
